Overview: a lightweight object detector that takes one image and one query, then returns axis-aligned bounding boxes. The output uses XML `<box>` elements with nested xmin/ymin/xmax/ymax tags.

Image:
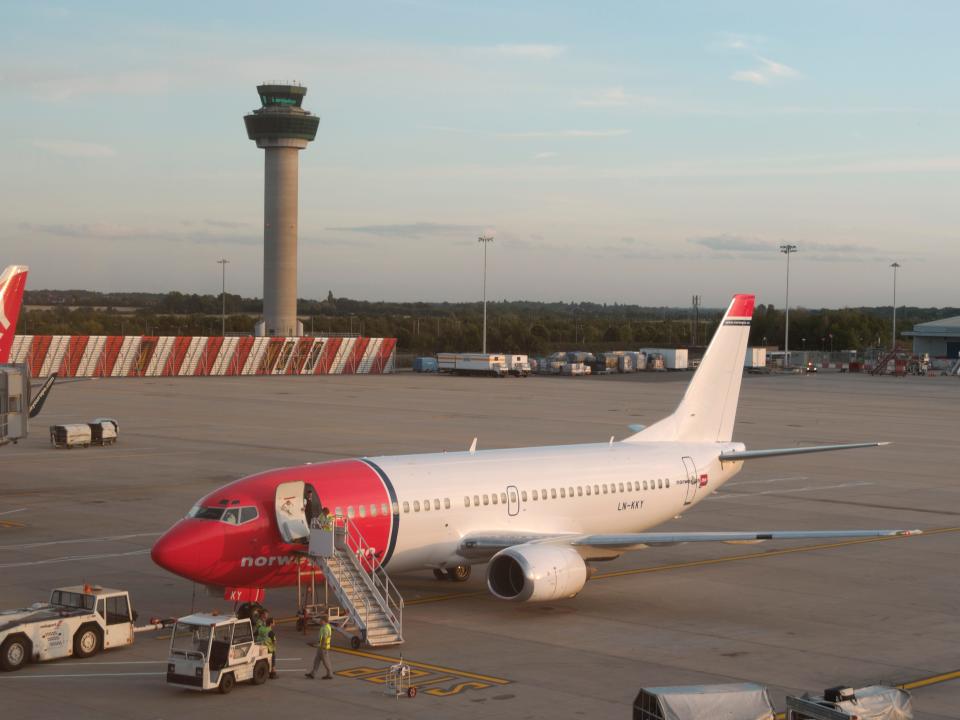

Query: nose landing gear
<box><xmin>432</xmin><ymin>565</ymin><xmax>472</xmax><ymax>582</ymax></box>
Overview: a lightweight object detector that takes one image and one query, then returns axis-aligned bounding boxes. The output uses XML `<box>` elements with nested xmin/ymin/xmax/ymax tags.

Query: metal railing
<box><xmin>336</xmin><ymin>517</ymin><xmax>403</xmax><ymax>640</ymax></box>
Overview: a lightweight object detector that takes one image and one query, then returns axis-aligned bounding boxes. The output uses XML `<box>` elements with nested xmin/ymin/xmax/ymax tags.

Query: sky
<box><xmin>2</xmin><ymin>1</ymin><xmax>959</xmax><ymax>309</ymax></box>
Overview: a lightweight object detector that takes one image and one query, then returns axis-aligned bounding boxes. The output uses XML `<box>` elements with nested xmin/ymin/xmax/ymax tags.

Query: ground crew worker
<box><xmin>305</xmin><ymin>616</ymin><xmax>333</xmax><ymax>680</ymax></box>
<box><xmin>319</xmin><ymin>506</ymin><xmax>333</xmax><ymax>531</ymax></box>
<box><xmin>257</xmin><ymin>617</ymin><xmax>278</xmax><ymax>679</ymax></box>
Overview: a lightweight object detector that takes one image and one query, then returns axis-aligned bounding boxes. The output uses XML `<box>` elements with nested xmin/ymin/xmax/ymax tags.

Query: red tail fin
<box><xmin>0</xmin><ymin>265</ymin><xmax>29</xmax><ymax>363</ymax></box>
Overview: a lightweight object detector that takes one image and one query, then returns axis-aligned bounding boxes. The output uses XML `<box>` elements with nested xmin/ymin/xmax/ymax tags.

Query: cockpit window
<box><xmin>189</xmin><ymin>504</ymin><xmax>259</xmax><ymax>525</ymax></box>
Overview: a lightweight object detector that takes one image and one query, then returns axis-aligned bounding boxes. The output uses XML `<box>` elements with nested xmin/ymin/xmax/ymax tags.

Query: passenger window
<box><xmin>560</xmin><ymin>488</ymin><xmax>566</xmax><ymax>498</ymax></box>
<box><xmin>521</xmin><ymin>490</ymin><xmax>528</xmax><ymax>502</ymax></box>
<box><xmin>643</xmin><ymin>480</ymin><xmax>648</xmax><ymax>490</ymax></box>
<box><xmin>483</xmin><ymin>495</ymin><xmax>489</xmax><ymax>506</ymax></box>
<box><xmin>593</xmin><ymin>485</ymin><xmax>600</xmax><ymax>495</ymax></box>
<box><xmin>435</xmin><ymin>499</ymin><xmax>442</xmax><ymax>510</ymax></box>
<box><xmin>369</xmin><ymin>504</ymin><xmax>377</xmax><ymax>517</ymax></box>
<box><xmin>335</xmin><ymin>506</ymin><xmax>343</xmax><ymax>518</ymax></box>
<box><xmin>532</xmin><ymin>489</ymin><xmax>539</xmax><ymax>500</ymax></box>
<box><xmin>382</xmin><ymin>503</ymin><xmax>389</xmax><ymax>515</ymax></box>
<box><xmin>444</xmin><ymin>498</ymin><xmax>451</xmax><ymax>509</ymax></box>
<box><xmin>541</xmin><ymin>488</ymin><xmax>547</xmax><ymax>499</ymax></box>
<box><xmin>402</xmin><ymin>501</ymin><xmax>410</xmax><ymax>513</ymax></box>
<box><xmin>626</xmin><ymin>481</ymin><xmax>633</xmax><ymax>492</ymax></box>
<box><xmin>221</xmin><ymin>508</ymin><xmax>240</xmax><ymax>525</ymax></box>
<box><xmin>358</xmin><ymin>505</ymin><xmax>367</xmax><ymax>518</ymax></box>
<box><xmin>491</xmin><ymin>494</ymin><xmax>498</xmax><ymax>505</ymax></box>
<box><xmin>510</xmin><ymin>490</ymin><xmax>517</xmax><ymax>504</ymax></box>
<box><xmin>658</xmin><ymin>479</ymin><xmax>663</xmax><ymax>489</ymax></box>
<box><xmin>500</xmin><ymin>493</ymin><xmax>507</xmax><ymax>504</ymax></box>
<box><xmin>105</xmin><ymin>596</ymin><xmax>130</xmax><ymax>625</ymax></box>
<box><xmin>464</xmin><ymin>496</ymin><xmax>471</xmax><ymax>508</ymax></box>
<box><xmin>665</xmin><ymin>479</ymin><xmax>670</xmax><ymax>488</ymax></box>
<box><xmin>240</xmin><ymin>507</ymin><xmax>259</xmax><ymax>524</ymax></box>
<box><xmin>413</xmin><ymin>500</ymin><xmax>421</xmax><ymax>512</ymax></box>
<box><xmin>391</xmin><ymin>502</ymin><xmax>399</xmax><ymax>515</ymax></box>
<box><xmin>423</xmin><ymin>499</ymin><xmax>430</xmax><ymax>512</ymax></box>
<box><xmin>602</xmin><ymin>484</ymin><xmax>608</xmax><ymax>494</ymax></box>
<box><xmin>473</xmin><ymin>495</ymin><xmax>480</xmax><ymax>506</ymax></box>
<box><xmin>577</xmin><ymin>487</ymin><xmax>583</xmax><ymax>497</ymax></box>
<box><xmin>347</xmin><ymin>506</ymin><xmax>355</xmax><ymax>518</ymax></box>
<box><xmin>550</xmin><ymin>488</ymin><xmax>557</xmax><ymax>499</ymax></box>
<box><xmin>618</xmin><ymin>483</ymin><xmax>625</xmax><ymax>493</ymax></box>
<box><xmin>586</xmin><ymin>486</ymin><xmax>592</xmax><ymax>496</ymax></box>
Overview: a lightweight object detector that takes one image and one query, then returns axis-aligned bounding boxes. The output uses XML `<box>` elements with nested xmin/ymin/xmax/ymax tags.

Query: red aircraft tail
<box><xmin>0</xmin><ymin>265</ymin><xmax>29</xmax><ymax>364</ymax></box>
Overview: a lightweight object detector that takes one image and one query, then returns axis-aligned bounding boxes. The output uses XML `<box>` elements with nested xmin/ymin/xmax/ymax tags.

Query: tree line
<box><xmin>19</xmin><ymin>289</ymin><xmax>956</xmax><ymax>355</ymax></box>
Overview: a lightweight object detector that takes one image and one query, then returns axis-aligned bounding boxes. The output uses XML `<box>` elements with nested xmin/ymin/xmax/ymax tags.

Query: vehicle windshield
<box><xmin>50</xmin><ymin>590</ymin><xmax>95</xmax><ymax>610</ymax></box>
<box><xmin>171</xmin><ymin>622</ymin><xmax>212</xmax><ymax>657</ymax></box>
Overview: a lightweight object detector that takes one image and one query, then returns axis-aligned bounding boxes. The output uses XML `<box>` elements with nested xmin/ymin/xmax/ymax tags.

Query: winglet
<box><xmin>469</xmin><ymin>437</ymin><xmax>478</xmax><ymax>454</ymax></box>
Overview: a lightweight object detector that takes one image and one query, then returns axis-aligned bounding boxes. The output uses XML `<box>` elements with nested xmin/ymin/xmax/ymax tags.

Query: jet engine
<box><xmin>486</xmin><ymin>544</ymin><xmax>588</xmax><ymax>602</ymax></box>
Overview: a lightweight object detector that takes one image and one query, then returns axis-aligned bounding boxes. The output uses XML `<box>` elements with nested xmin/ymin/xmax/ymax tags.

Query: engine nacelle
<box><xmin>486</xmin><ymin>544</ymin><xmax>588</xmax><ymax>602</ymax></box>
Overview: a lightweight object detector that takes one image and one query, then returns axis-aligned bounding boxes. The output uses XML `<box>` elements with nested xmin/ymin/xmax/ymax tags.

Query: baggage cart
<box><xmin>383</xmin><ymin>657</ymin><xmax>417</xmax><ymax>698</ymax></box>
<box><xmin>49</xmin><ymin>424</ymin><xmax>92</xmax><ymax>448</ymax></box>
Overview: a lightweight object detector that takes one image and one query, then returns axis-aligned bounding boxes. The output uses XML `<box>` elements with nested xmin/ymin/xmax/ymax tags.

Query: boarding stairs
<box><xmin>307</xmin><ymin>519</ymin><xmax>404</xmax><ymax>648</ymax></box>
<box><xmin>949</xmin><ymin>357</ymin><xmax>960</xmax><ymax>376</ymax></box>
<box><xmin>869</xmin><ymin>349</ymin><xmax>898</xmax><ymax>375</ymax></box>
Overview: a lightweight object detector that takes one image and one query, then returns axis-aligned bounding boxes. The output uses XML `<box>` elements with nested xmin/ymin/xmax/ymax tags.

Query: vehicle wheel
<box><xmin>1</xmin><ymin>635</ymin><xmax>30</xmax><ymax>671</ymax></box>
<box><xmin>407</xmin><ymin>686</ymin><xmax>418</xmax><ymax>698</ymax></box>
<box><xmin>350</xmin><ymin>636</ymin><xmax>362</xmax><ymax>650</ymax></box>
<box><xmin>449</xmin><ymin>565</ymin><xmax>471</xmax><ymax>582</ymax></box>
<box><xmin>432</xmin><ymin>569</ymin><xmax>448</xmax><ymax>581</ymax></box>
<box><xmin>251</xmin><ymin>660</ymin><xmax>269</xmax><ymax>685</ymax></box>
<box><xmin>219</xmin><ymin>672</ymin><xmax>236</xmax><ymax>694</ymax></box>
<box><xmin>73</xmin><ymin>625</ymin><xmax>101</xmax><ymax>658</ymax></box>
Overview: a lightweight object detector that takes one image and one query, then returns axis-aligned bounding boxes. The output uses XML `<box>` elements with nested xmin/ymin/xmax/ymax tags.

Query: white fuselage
<box><xmin>371</xmin><ymin>440</ymin><xmax>746</xmax><ymax>572</ymax></box>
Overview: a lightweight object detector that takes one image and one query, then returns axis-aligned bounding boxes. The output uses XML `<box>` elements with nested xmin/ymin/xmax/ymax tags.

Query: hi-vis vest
<box><xmin>318</xmin><ymin>623</ymin><xmax>331</xmax><ymax>650</ymax></box>
<box><xmin>256</xmin><ymin>624</ymin><xmax>275</xmax><ymax>652</ymax></box>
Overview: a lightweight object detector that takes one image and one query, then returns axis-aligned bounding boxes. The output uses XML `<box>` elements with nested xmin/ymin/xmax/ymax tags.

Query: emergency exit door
<box><xmin>506</xmin><ymin>485</ymin><xmax>520</xmax><ymax>516</ymax></box>
<box><xmin>681</xmin><ymin>456</ymin><xmax>698</xmax><ymax>505</ymax></box>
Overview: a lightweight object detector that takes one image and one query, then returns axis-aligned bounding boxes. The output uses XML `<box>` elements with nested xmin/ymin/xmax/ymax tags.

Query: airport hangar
<box><xmin>903</xmin><ymin>316</ymin><xmax>960</xmax><ymax>359</ymax></box>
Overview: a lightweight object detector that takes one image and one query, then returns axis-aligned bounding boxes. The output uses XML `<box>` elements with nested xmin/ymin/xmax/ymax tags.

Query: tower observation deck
<box><xmin>245</xmin><ymin>84</ymin><xmax>319</xmax><ymax>337</ymax></box>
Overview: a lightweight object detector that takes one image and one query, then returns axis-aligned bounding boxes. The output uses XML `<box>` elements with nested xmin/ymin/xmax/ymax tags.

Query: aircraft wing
<box><xmin>458</xmin><ymin>528</ymin><xmax>920</xmax><ymax>561</ymax></box>
<box><xmin>719</xmin><ymin>442</ymin><xmax>888</xmax><ymax>461</ymax></box>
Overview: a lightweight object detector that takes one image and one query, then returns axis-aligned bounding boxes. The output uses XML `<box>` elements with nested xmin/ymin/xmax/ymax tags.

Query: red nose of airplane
<box><xmin>151</xmin><ymin>519</ymin><xmax>227</xmax><ymax>583</ymax></box>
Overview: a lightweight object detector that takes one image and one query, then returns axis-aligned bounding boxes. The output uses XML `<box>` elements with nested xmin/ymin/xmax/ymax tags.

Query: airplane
<box><xmin>0</xmin><ymin>265</ymin><xmax>29</xmax><ymax>365</ymax></box>
<box><xmin>151</xmin><ymin>294</ymin><xmax>917</xmax><ymax>603</ymax></box>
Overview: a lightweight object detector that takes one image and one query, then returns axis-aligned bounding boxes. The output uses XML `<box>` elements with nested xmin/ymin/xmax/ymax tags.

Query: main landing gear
<box><xmin>432</xmin><ymin>565</ymin><xmax>471</xmax><ymax>582</ymax></box>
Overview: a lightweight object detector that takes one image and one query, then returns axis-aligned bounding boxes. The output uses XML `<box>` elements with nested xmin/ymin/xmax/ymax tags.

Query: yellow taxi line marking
<box><xmin>898</xmin><ymin>669</ymin><xmax>960</xmax><ymax>690</ymax></box>
<box><xmin>0</xmin><ymin>520</ymin><xmax>25</xmax><ymax>528</ymax></box>
<box><xmin>406</xmin><ymin>591</ymin><xmax>485</xmax><ymax>606</ymax></box>
<box><xmin>331</xmin><ymin>647</ymin><xmax>510</xmax><ymax>685</ymax></box>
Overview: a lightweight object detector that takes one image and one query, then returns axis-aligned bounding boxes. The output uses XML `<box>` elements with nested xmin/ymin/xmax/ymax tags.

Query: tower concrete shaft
<box><xmin>245</xmin><ymin>84</ymin><xmax>319</xmax><ymax>337</ymax></box>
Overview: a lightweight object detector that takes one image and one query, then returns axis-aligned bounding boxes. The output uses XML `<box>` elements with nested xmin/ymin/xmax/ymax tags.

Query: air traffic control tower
<box><xmin>245</xmin><ymin>83</ymin><xmax>319</xmax><ymax>337</ymax></box>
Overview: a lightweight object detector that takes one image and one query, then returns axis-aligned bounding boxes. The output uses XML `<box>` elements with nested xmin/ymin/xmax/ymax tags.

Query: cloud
<box><xmin>31</xmin><ymin>140</ymin><xmax>117</xmax><ymax>158</ymax></box>
<box><xmin>690</xmin><ymin>235</ymin><xmax>771</xmax><ymax>252</ymax></box>
<box><xmin>325</xmin><ymin>222</ymin><xmax>483</xmax><ymax>238</ymax></box>
<box><xmin>484</xmin><ymin>44</ymin><xmax>566</xmax><ymax>60</ymax></box>
<box><xmin>533</xmin><ymin>151</ymin><xmax>558</xmax><ymax>159</ymax></box>
<box><xmin>19</xmin><ymin>222</ymin><xmax>259</xmax><ymax>245</ymax></box>
<box><xmin>731</xmin><ymin>56</ymin><xmax>800</xmax><ymax>86</ymax></box>
<box><xmin>7</xmin><ymin>69</ymin><xmax>172</xmax><ymax>101</ymax></box>
<box><xmin>576</xmin><ymin>87</ymin><xmax>660</xmax><ymax>108</ymax></box>
<box><xmin>498</xmin><ymin>128</ymin><xmax>629</xmax><ymax>139</ymax></box>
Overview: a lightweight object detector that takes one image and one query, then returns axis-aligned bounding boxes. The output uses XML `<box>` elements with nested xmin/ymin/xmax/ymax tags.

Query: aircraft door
<box><xmin>681</xmin><ymin>456</ymin><xmax>698</xmax><ymax>505</ymax></box>
<box><xmin>506</xmin><ymin>485</ymin><xmax>520</xmax><ymax>516</ymax></box>
<box><xmin>275</xmin><ymin>480</ymin><xmax>310</xmax><ymax>543</ymax></box>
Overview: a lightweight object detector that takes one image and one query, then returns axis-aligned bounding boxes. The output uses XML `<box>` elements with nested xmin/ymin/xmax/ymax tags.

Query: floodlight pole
<box><xmin>478</xmin><ymin>235</ymin><xmax>494</xmax><ymax>354</ymax></box>
<box><xmin>780</xmin><ymin>244</ymin><xmax>798</xmax><ymax>367</ymax></box>
<box><xmin>217</xmin><ymin>258</ymin><xmax>230</xmax><ymax>336</ymax></box>
<box><xmin>891</xmin><ymin>262</ymin><xmax>900</xmax><ymax>352</ymax></box>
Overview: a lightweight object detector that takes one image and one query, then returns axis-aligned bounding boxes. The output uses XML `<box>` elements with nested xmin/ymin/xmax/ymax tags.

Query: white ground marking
<box><xmin>0</xmin><ymin>672</ymin><xmax>164</xmax><ymax>680</ymax></box>
<box><xmin>0</xmin><ymin>549</ymin><xmax>150</xmax><ymax>568</ymax></box>
<box><xmin>727</xmin><ymin>476</ymin><xmax>809</xmax><ymax>486</ymax></box>
<box><xmin>711</xmin><ymin>481</ymin><xmax>874</xmax><ymax>500</ymax></box>
<box><xmin>0</xmin><ymin>532</ymin><xmax>162</xmax><ymax>551</ymax></box>
<box><xmin>0</xmin><ymin>508</ymin><xmax>27</xmax><ymax>516</ymax></box>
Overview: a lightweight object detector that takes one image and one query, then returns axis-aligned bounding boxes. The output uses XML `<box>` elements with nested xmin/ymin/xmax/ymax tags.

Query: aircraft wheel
<box><xmin>432</xmin><ymin>569</ymin><xmax>447</xmax><ymax>581</ymax></box>
<box><xmin>449</xmin><ymin>565</ymin><xmax>471</xmax><ymax>582</ymax></box>
<box><xmin>219</xmin><ymin>672</ymin><xmax>236</xmax><ymax>694</ymax></box>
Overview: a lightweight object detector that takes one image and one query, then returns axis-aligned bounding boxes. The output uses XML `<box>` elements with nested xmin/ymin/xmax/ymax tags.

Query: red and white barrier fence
<box><xmin>8</xmin><ymin>335</ymin><xmax>397</xmax><ymax>378</ymax></box>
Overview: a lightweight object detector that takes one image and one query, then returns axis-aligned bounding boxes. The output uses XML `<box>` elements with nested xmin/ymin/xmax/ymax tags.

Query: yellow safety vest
<box><xmin>318</xmin><ymin>623</ymin><xmax>332</xmax><ymax>650</ymax></box>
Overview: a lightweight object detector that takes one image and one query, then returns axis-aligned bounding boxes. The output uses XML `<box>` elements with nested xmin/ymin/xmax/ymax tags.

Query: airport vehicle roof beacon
<box><xmin>153</xmin><ymin>294</ymin><xmax>917</xmax><ymax>617</ymax></box>
<box><xmin>244</xmin><ymin>84</ymin><xmax>319</xmax><ymax>337</ymax></box>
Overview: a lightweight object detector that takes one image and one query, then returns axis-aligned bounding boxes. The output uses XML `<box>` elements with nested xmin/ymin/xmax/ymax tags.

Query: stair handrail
<box><xmin>337</xmin><ymin>516</ymin><xmax>403</xmax><ymax>639</ymax></box>
<box><xmin>320</xmin><ymin>548</ymin><xmax>372</xmax><ymax>632</ymax></box>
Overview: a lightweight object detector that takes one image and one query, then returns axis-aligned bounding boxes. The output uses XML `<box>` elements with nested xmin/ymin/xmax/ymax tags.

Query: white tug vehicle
<box><xmin>166</xmin><ymin>614</ymin><xmax>272</xmax><ymax>693</ymax></box>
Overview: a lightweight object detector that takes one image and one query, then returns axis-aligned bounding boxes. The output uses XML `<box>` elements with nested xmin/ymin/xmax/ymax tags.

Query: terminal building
<box><xmin>903</xmin><ymin>316</ymin><xmax>960</xmax><ymax>359</ymax></box>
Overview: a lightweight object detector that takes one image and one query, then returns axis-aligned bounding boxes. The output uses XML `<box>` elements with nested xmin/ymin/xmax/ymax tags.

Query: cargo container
<box><xmin>412</xmin><ymin>357</ymin><xmax>439</xmax><ymax>373</ymax></box>
<box><xmin>436</xmin><ymin>353</ymin><xmax>507</xmax><ymax>377</ymax></box>
<box><xmin>561</xmin><ymin>362</ymin><xmax>588</xmax><ymax>376</ymax></box>
<box><xmin>618</xmin><ymin>354</ymin><xmax>634</xmax><ymax>373</ymax></box>
<box><xmin>503</xmin><ymin>354</ymin><xmax>531</xmax><ymax>377</ymax></box>
<box><xmin>638</xmin><ymin>348</ymin><xmax>688</xmax><ymax>370</ymax></box>
<box><xmin>50</xmin><ymin>424</ymin><xmax>93</xmax><ymax>448</ymax></box>
<box><xmin>744</xmin><ymin>347</ymin><xmax>767</xmax><ymax>369</ymax></box>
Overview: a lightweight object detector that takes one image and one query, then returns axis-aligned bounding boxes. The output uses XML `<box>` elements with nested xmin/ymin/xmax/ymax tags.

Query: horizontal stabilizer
<box><xmin>719</xmin><ymin>442</ymin><xmax>889</xmax><ymax>462</ymax></box>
